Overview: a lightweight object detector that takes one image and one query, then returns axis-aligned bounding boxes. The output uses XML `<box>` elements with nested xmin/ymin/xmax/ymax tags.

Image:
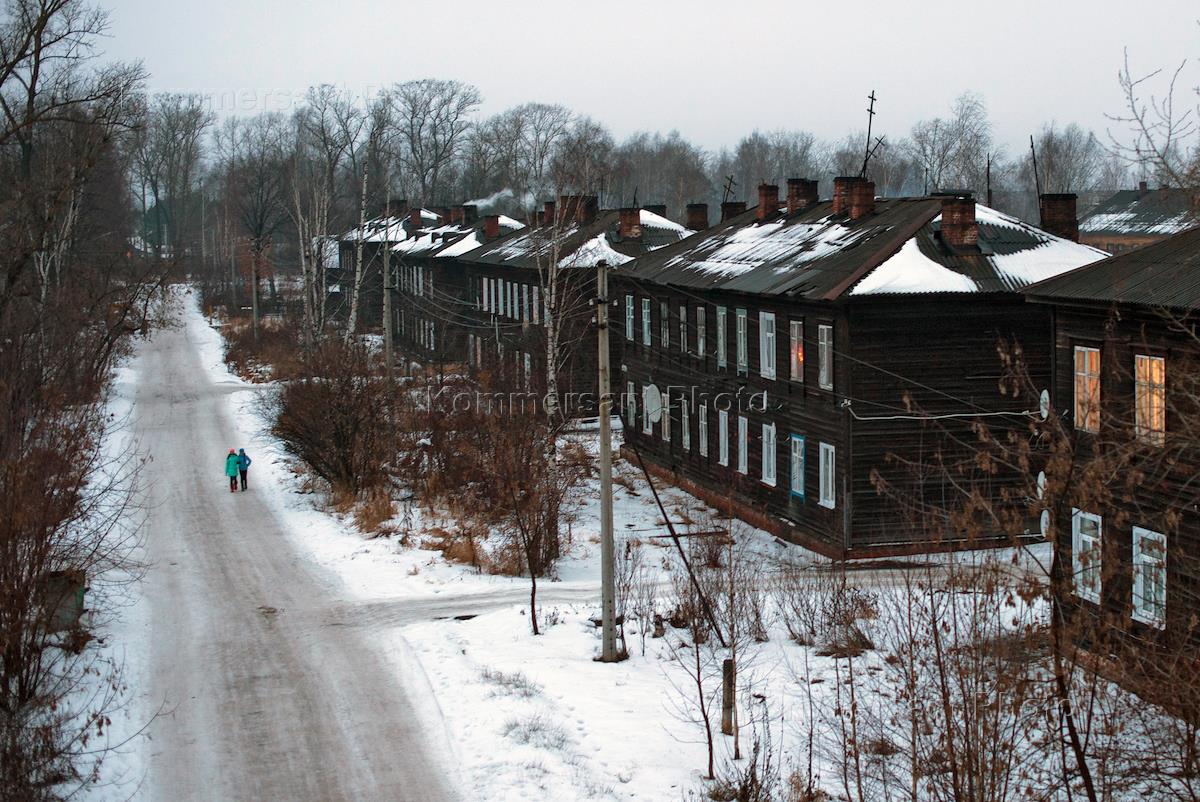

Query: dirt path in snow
<box><xmin>133</xmin><ymin>320</ymin><xmax>457</xmax><ymax>802</ymax></box>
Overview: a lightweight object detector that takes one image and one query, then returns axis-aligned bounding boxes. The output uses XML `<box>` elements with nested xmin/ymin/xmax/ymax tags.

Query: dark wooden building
<box><xmin>615</xmin><ymin>178</ymin><xmax>1108</xmax><ymax>557</ymax></box>
<box><xmin>1025</xmin><ymin>224</ymin><xmax>1200</xmax><ymax>658</ymax></box>
<box><xmin>1079</xmin><ymin>183</ymin><xmax>1197</xmax><ymax>255</ymax></box>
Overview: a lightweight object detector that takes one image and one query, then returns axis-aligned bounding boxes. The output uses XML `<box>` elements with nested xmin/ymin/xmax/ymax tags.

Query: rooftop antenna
<box><xmin>632</xmin><ymin>185</ymin><xmax>638</xmax><ymax>209</ymax></box>
<box><xmin>1029</xmin><ymin>135</ymin><xmax>1043</xmax><ymax>199</ymax></box>
<box><xmin>860</xmin><ymin>90</ymin><xmax>877</xmax><ymax>178</ymax></box>
<box><xmin>721</xmin><ymin>174</ymin><xmax>737</xmax><ymax>204</ymax></box>
<box><xmin>986</xmin><ymin>152</ymin><xmax>993</xmax><ymax>208</ymax></box>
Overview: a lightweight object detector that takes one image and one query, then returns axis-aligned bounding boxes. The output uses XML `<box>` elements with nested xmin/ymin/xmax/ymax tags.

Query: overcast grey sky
<box><xmin>100</xmin><ymin>0</ymin><xmax>1197</xmax><ymax>155</ymax></box>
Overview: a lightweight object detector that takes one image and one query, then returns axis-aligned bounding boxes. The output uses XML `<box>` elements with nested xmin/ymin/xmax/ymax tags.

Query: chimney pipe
<box><xmin>1138</xmin><ymin>180</ymin><xmax>1148</xmax><ymax>194</ymax></box>
<box><xmin>571</xmin><ymin>195</ymin><xmax>599</xmax><ymax>225</ymax></box>
<box><xmin>686</xmin><ymin>203</ymin><xmax>709</xmax><ymax>231</ymax></box>
<box><xmin>461</xmin><ymin>204</ymin><xmax>478</xmax><ymax>225</ymax></box>
<box><xmin>757</xmin><ymin>184</ymin><xmax>780</xmax><ymax>221</ymax></box>
<box><xmin>618</xmin><ymin>208</ymin><xmax>642</xmax><ymax>239</ymax></box>
<box><xmin>409</xmin><ymin>208</ymin><xmax>424</xmax><ymax>229</ymax></box>
<box><xmin>483</xmin><ymin>214</ymin><xmax>501</xmax><ymax>239</ymax></box>
<box><xmin>1039</xmin><ymin>193</ymin><xmax>1079</xmax><ymax>242</ymax></box>
<box><xmin>938</xmin><ymin>193</ymin><xmax>978</xmax><ymax>248</ymax></box>
<box><xmin>832</xmin><ymin>176</ymin><xmax>856</xmax><ymax>215</ymax></box>
<box><xmin>848</xmin><ymin>179</ymin><xmax>875</xmax><ymax>220</ymax></box>
<box><xmin>720</xmin><ymin>200</ymin><xmax>747</xmax><ymax>222</ymax></box>
<box><xmin>543</xmin><ymin>200</ymin><xmax>556</xmax><ymax>226</ymax></box>
<box><xmin>450</xmin><ymin>206</ymin><xmax>464</xmax><ymax>225</ymax></box>
<box><xmin>786</xmin><ymin>178</ymin><xmax>819</xmax><ymax>214</ymax></box>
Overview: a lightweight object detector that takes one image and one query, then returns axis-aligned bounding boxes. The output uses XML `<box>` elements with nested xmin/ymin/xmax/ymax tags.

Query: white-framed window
<box><xmin>1132</xmin><ymin>526</ymin><xmax>1166</xmax><ymax>628</ymax></box>
<box><xmin>626</xmin><ymin>380</ymin><xmax>636</xmax><ymax>429</ymax></box>
<box><xmin>699</xmin><ymin>402</ymin><xmax>709</xmax><ymax>457</ymax></box>
<box><xmin>523</xmin><ymin>352</ymin><xmax>531</xmax><ymax>386</ymax></box>
<box><xmin>625</xmin><ymin>294</ymin><xmax>634</xmax><ymax>340</ymax></box>
<box><xmin>761</xmin><ymin>422</ymin><xmax>777</xmax><ymax>485</ymax></box>
<box><xmin>642</xmin><ymin>385</ymin><xmax>654</xmax><ymax>435</ymax></box>
<box><xmin>532</xmin><ymin>286</ymin><xmax>541</xmax><ymax>324</ymax></box>
<box><xmin>522</xmin><ymin>285</ymin><xmax>530</xmax><ymax>323</ymax></box>
<box><xmin>737</xmin><ymin>415</ymin><xmax>748</xmax><ymax>474</ymax></box>
<box><xmin>499</xmin><ymin>279</ymin><xmax>508</xmax><ymax>317</ymax></box>
<box><xmin>1135</xmin><ymin>354</ymin><xmax>1166</xmax><ymax>446</ymax></box>
<box><xmin>681</xmin><ymin>398</ymin><xmax>691</xmax><ymax>451</ymax></box>
<box><xmin>1071</xmin><ymin>509</ymin><xmax>1102</xmax><ymax>603</ymax></box>
<box><xmin>661</xmin><ymin>301</ymin><xmax>670</xmax><ymax>348</ymax></box>
<box><xmin>482</xmin><ymin>277</ymin><xmax>490</xmax><ymax>312</ymax></box>
<box><xmin>790</xmin><ymin>319</ymin><xmax>804</xmax><ymax>382</ymax></box>
<box><xmin>760</xmin><ymin>311</ymin><xmax>776</xmax><ymax>379</ymax></box>
<box><xmin>641</xmin><ymin>298</ymin><xmax>652</xmax><ymax>346</ymax></box>
<box><xmin>718</xmin><ymin>409</ymin><xmax>729</xmax><ymax>466</ymax></box>
<box><xmin>716</xmin><ymin>306</ymin><xmax>728</xmax><ymax>368</ymax></box>
<box><xmin>818</xmin><ymin>324</ymin><xmax>833</xmax><ymax>391</ymax></box>
<box><xmin>696</xmin><ymin>308</ymin><xmax>706</xmax><ymax>358</ymax></box>
<box><xmin>1074</xmin><ymin>346</ymin><xmax>1100</xmax><ymax>433</ymax></box>
<box><xmin>789</xmin><ymin>435</ymin><xmax>805</xmax><ymax>498</ymax></box>
<box><xmin>819</xmin><ymin>442</ymin><xmax>835</xmax><ymax>509</ymax></box>
<box><xmin>661</xmin><ymin>393</ymin><xmax>671</xmax><ymax>441</ymax></box>
<box><xmin>511</xmin><ymin>283</ymin><xmax>518</xmax><ymax>318</ymax></box>
<box><xmin>679</xmin><ymin>305</ymin><xmax>687</xmax><ymax>353</ymax></box>
<box><xmin>736</xmin><ymin>308</ymin><xmax>748</xmax><ymax>373</ymax></box>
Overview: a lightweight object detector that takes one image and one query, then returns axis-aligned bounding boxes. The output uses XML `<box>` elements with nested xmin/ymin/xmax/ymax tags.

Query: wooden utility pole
<box><xmin>597</xmin><ymin>259</ymin><xmax>618</xmax><ymax>662</ymax></box>
<box><xmin>382</xmin><ymin>164</ymin><xmax>394</xmax><ymax>378</ymax></box>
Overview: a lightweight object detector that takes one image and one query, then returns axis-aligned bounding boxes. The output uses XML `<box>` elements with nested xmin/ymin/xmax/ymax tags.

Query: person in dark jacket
<box><xmin>237</xmin><ymin>448</ymin><xmax>252</xmax><ymax>491</ymax></box>
<box><xmin>224</xmin><ymin>449</ymin><xmax>239</xmax><ymax>493</ymax></box>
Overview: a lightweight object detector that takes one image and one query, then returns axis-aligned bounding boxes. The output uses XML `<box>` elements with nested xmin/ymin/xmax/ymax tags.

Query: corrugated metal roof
<box><xmin>1025</xmin><ymin>224</ymin><xmax>1200</xmax><ymax>310</ymax></box>
<box><xmin>1079</xmin><ymin>187</ymin><xmax>1197</xmax><ymax>236</ymax></box>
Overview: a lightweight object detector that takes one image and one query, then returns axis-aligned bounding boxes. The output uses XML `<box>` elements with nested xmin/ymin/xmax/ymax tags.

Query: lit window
<box><xmin>625</xmin><ymin>294</ymin><xmax>634</xmax><ymax>340</ymax></box>
<box><xmin>1135</xmin><ymin>354</ymin><xmax>1165</xmax><ymax>445</ymax></box>
<box><xmin>818</xmin><ymin>324</ymin><xmax>833</xmax><ymax>391</ymax></box>
<box><xmin>761</xmin><ymin>422</ymin><xmax>776</xmax><ymax>485</ymax></box>
<box><xmin>716</xmin><ymin>307</ymin><xmax>727</xmax><ymax>368</ymax></box>
<box><xmin>1132</xmin><ymin>526</ymin><xmax>1166</xmax><ymax>628</ymax></box>
<box><xmin>737</xmin><ymin>415</ymin><xmax>748</xmax><ymax>474</ymax></box>
<box><xmin>789</xmin><ymin>435</ymin><xmax>805</xmax><ymax>498</ymax></box>
<box><xmin>1071</xmin><ymin>509</ymin><xmax>1102</xmax><ymax>603</ymax></box>
<box><xmin>736</xmin><ymin>309</ymin><xmax>748</xmax><ymax>373</ymax></box>
<box><xmin>696</xmin><ymin>308</ymin><xmax>706</xmax><ymax>358</ymax></box>
<box><xmin>641</xmin><ymin>298</ymin><xmax>652</xmax><ymax>346</ymax></box>
<box><xmin>699</xmin><ymin>402</ymin><xmax>709</xmax><ymax>457</ymax></box>
<box><xmin>790</xmin><ymin>320</ymin><xmax>804</xmax><ymax>382</ymax></box>
<box><xmin>1074</xmin><ymin>346</ymin><xmax>1100</xmax><ymax>432</ymax></box>
<box><xmin>819</xmin><ymin>442</ymin><xmax>835</xmax><ymax>509</ymax></box>
<box><xmin>759</xmin><ymin>312</ymin><xmax>776</xmax><ymax>379</ymax></box>
<box><xmin>718</xmin><ymin>409</ymin><xmax>729</xmax><ymax>466</ymax></box>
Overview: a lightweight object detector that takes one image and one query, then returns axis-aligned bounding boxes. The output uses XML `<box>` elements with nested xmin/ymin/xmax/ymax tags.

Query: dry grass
<box><xmin>352</xmin><ymin>489</ymin><xmax>395</xmax><ymax>534</ymax></box>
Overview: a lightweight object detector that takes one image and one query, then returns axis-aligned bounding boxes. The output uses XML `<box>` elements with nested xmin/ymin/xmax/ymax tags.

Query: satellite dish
<box><xmin>1039</xmin><ymin>509</ymin><xmax>1051</xmax><ymax>536</ymax></box>
<box><xmin>1036</xmin><ymin>471</ymin><xmax>1046</xmax><ymax>500</ymax></box>
<box><xmin>645</xmin><ymin>384</ymin><xmax>663</xmax><ymax>423</ymax></box>
<box><xmin>1039</xmin><ymin>389</ymin><xmax>1050</xmax><ymax>421</ymax></box>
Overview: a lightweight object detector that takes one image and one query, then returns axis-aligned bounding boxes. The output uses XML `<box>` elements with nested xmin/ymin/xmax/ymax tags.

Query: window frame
<box><xmin>737</xmin><ymin>414</ymin><xmax>748</xmax><ymax>474</ymax></box>
<box><xmin>661</xmin><ymin>392</ymin><xmax>671</xmax><ymax>442</ymax></box>
<box><xmin>681</xmin><ymin>398</ymin><xmax>691</xmax><ymax>451</ymax></box>
<box><xmin>641</xmin><ymin>385</ymin><xmax>654</xmax><ymax>435</ymax></box>
<box><xmin>696</xmin><ymin>308</ymin><xmax>706</xmax><ymax>359</ymax></box>
<box><xmin>761</xmin><ymin>422</ymin><xmax>777</xmax><ymax>486</ymax></box>
<box><xmin>1071</xmin><ymin>508</ymin><xmax>1102</xmax><ymax>603</ymax></box>
<box><xmin>718</xmin><ymin>408</ymin><xmax>729</xmax><ymax>466</ymax></box>
<box><xmin>625</xmin><ymin>294</ymin><xmax>634</xmax><ymax>340</ymax></box>
<box><xmin>818</xmin><ymin>324</ymin><xmax>833</xmax><ymax>391</ymax></box>
<box><xmin>716</xmin><ymin>306</ymin><xmax>727</xmax><ymax>368</ymax></box>
<box><xmin>641</xmin><ymin>298</ymin><xmax>652</xmax><ymax>346</ymax></box>
<box><xmin>679</xmin><ymin>305</ymin><xmax>688</xmax><ymax>353</ymax></box>
<box><xmin>819</xmin><ymin>442</ymin><xmax>835</xmax><ymax>509</ymax></box>
<box><xmin>1132</xmin><ymin>526</ymin><xmax>1166</xmax><ymax>628</ymax></box>
<box><xmin>790</xmin><ymin>319</ymin><xmax>804</xmax><ymax>382</ymax></box>
<box><xmin>736</xmin><ymin>308</ymin><xmax>748</xmax><ymax>374</ymax></box>
<box><xmin>698</xmin><ymin>402</ymin><xmax>709</xmax><ymax>457</ymax></box>
<box><xmin>1073</xmin><ymin>345</ymin><xmax>1101</xmax><ymax>433</ymax></box>
<box><xmin>626</xmin><ymin>380</ymin><xmax>636</xmax><ymax>429</ymax></box>
<box><xmin>661</xmin><ymin>301</ymin><xmax>670</xmax><ymax>349</ymax></box>
<box><xmin>1135</xmin><ymin>353</ymin><xmax>1166</xmax><ymax>446</ymax></box>
<box><xmin>760</xmin><ymin>311</ymin><xmax>777</xmax><ymax>380</ymax></box>
<box><xmin>789</xmin><ymin>435</ymin><xmax>805</xmax><ymax>499</ymax></box>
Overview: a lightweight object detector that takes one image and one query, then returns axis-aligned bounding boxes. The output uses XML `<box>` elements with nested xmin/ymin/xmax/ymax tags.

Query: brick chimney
<box><xmin>686</xmin><ymin>203</ymin><xmax>709</xmax><ymax>231</ymax></box>
<box><xmin>1039</xmin><ymin>193</ymin><xmax>1079</xmax><ymax>242</ymax></box>
<box><xmin>483</xmin><ymin>214</ymin><xmax>501</xmax><ymax>239</ymax></box>
<box><xmin>757</xmin><ymin>184</ymin><xmax>780</xmax><ymax>221</ymax></box>
<box><xmin>1138</xmin><ymin>180</ymin><xmax>1148</xmax><ymax>194</ymax></box>
<box><xmin>461</xmin><ymin>204</ymin><xmax>479</xmax><ymax>225</ymax></box>
<box><xmin>848</xmin><ymin>179</ymin><xmax>875</xmax><ymax>220</ymax></box>
<box><xmin>393</xmin><ymin>198</ymin><xmax>410</xmax><ymax>217</ymax></box>
<box><xmin>720</xmin><ymin>200</ymin><xmax>747</xmax><ymax>222</ymax></box>
<box><xmin>938</xmin><ymin>193</ymin><xmax>978</xmax><ymax>248</ymax></box>
<box><xmin>450</xmin><ymin>206</ymin><xmax>464</xmax><ymax>225</ymax></box>
<box><xmin>618</xmin><ymin>208</ymin><xmax>642</xmax><ymax>239</ymax></box>
<box><xmin>543</xmin><ymin>200</ymin><xmax>557</xmax><ymax>226</ymax></box>
<box><xmin>409</xmin><ymin>208</ymin><xmax>424</xmax><ymax>229</ymax></box>
<box><xmin>568</xmin><ymin>195</ymin><xmax>599</xmax><ymax>225</ymax></box>
<box><xmin>786</xmin><ymin>178</ymin><xmax>819</xmax><ymax>214</ymax></box>
<box><xmin>436</xmin><ymin>207</ymin><xmax>451</xmax><ymax>224</ymax></box>
<box><xmin>832</xmin><ymin>176</ymin><xmax>855</xmax><ymax>215</ymax></box>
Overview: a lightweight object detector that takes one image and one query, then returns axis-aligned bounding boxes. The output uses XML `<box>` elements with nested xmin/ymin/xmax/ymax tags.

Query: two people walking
<box><xmin>224</xmin><ymin>448</ymin><xmax>252</xmax><ymax>492</ymax></box>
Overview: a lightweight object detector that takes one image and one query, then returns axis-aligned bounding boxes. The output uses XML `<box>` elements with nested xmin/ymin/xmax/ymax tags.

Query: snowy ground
<box><xmin>88</xmin><ymin>289</ymin><xmax>1053</xmax><ymax>801</ymax></box>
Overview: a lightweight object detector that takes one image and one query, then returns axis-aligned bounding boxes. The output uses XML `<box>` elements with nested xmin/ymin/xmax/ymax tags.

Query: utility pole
<box><xmin>596</xmin><ymin>259</ymin><xmax>618</xmax><ymax>662</ymax></box>
<box><xmin>382</xmin><ymin>163</ymin><xmax>394</xmax><ymax>379</ymax></box>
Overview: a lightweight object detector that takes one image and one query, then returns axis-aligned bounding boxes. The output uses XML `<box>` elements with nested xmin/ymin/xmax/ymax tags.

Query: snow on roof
<box><xmin>437</xmin><ymin>231</ymin><xmax>482</xmax><ymax>258</ymax></box>
<box><xmin>639</xmin><ymin>208</ymin><xmax>686</xmax><ymax>233</ymax></box>
<box><xmin>497</xmin><ymin>215</ymin><xmax>524</xmax><ymax>231</ymax></box>
<box><xmin>1080</xmin><ymin>187</ymin><xmax>1197</xmax><ymax>236</ymax></box>
<box><xmin>313</xmin><ymin>236</ymin><xmax>339</xmax><ymax>270</ymax></box>
<box><xmin>667</xmin><ymin>217</ymin><xmax>875</xmax><ymax>278</ymax></box>
<box><xmin>561</xmin><ymin>234</ymin><xmax>633</xmax><ymax>268</ymax></box>
<box><xmin>850</xmin><ymin>204</ymin><xmax>1108</xmax><ymax>296</ymax></box>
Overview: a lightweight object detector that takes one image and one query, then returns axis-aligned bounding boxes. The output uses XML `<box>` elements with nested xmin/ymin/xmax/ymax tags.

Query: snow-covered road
<box><xmin>132</xmin><ymin>318</ymin><xmax>458</xmax><ymax>801</ymax></box>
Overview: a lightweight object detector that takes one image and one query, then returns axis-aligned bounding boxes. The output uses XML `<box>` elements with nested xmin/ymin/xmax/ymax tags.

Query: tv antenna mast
<box><xmin>860</xmin><ymin>90</ymin><xmax>885</xmax><ymax>177</ymax></box>
<box><xmin>721</xmin><ymin>174</ymin><xmax>738</xmax><ymax>205</ymax></box>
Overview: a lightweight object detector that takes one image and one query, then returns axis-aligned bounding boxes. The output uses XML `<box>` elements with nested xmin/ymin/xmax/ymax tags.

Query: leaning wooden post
<box><xmin>721</xmin><ymin>658</ymin><xmax>736</xmax><ymax>736</ymax></box>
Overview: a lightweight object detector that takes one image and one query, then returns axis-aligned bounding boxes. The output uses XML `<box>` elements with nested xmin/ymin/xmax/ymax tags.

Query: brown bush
<box><xmin>222</xmin><ymin>317</ymin><xmax>304</xmax><ymax>381</ymax></box>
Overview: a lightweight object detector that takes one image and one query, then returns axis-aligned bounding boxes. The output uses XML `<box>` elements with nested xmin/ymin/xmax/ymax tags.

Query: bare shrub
<box><xmin>221</xmin><ymin>314</ymin><xmax>303</xmax><ymax>381</ymax></box>
<box><xmin>501</xmin><ymin>714</ymin><xmax>572</xmax><ymax>752</ymax></box>
<box><xmin>479</xmin><ymin>668</ymin><xmax>542</xmax><ymax>698</ymax></box>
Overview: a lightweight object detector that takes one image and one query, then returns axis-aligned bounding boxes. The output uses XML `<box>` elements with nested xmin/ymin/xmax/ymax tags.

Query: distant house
<box><xmin>441</xmin><ymin>196</ymin><xmax>693</xmax><ymax>409</ymax></box>
<box><xmin>1079</xmin><ymin>182</ymin><xmax>1197</xmax><ymax>255</ymax></box>
<box><xmin>1025</xmin><ymin>225</ymin><xmax>1200</xmax><ymax>662</ymax></box>
<box><xmin>615</xmin><ymin>179</ymin><xmax>1108</xmax><ymax>557</ymax></box>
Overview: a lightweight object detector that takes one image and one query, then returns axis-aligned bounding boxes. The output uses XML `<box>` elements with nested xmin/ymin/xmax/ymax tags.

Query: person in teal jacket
<box><xmin>225</xmin><ymin>449</ymin><xmax>240</xmax><ymax>493</ymax></box>
<box><xmin>237</xmin><ymin>448</ymin><xmax>252</xmax><ymax>491</ymax></box>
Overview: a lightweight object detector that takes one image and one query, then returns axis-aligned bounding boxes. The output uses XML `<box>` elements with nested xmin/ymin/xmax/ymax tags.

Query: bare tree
<box><xmin>390</xmin><ymin>78</ymin><xmax>481</xmax><ymax>203</ymax></box>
